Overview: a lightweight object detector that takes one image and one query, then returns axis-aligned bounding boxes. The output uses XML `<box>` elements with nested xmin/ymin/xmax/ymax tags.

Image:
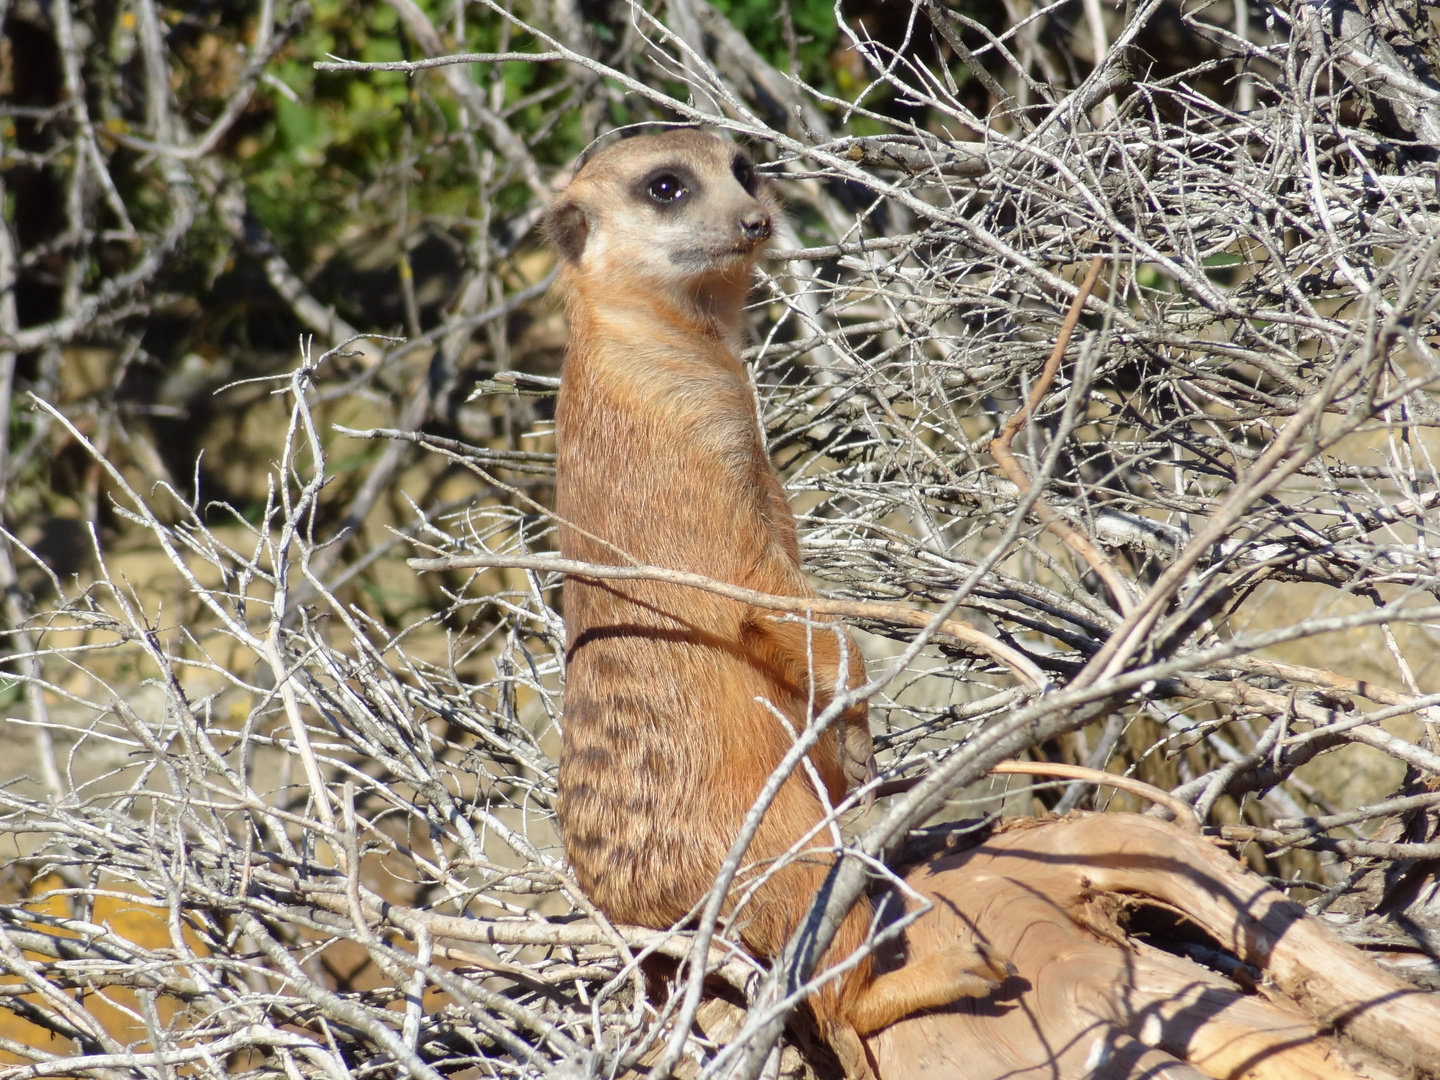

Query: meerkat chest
<box><xmin>560</xmin><ymin>354</ymin><xmax>776</xmax><ymax>503</ymax></box>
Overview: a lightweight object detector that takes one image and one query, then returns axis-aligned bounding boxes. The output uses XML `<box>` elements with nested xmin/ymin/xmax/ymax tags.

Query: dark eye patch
<box><xmin>732</xmin><ymin>154</ymin><xmax>757</xmax><ymax>195</ymax></box>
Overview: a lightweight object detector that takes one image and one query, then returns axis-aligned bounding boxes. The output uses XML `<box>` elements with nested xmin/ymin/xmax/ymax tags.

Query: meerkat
<box><xmin>546</xmin><ymin>130</ymin><xmax>1012</xmax><ymax>1078</ymax></box>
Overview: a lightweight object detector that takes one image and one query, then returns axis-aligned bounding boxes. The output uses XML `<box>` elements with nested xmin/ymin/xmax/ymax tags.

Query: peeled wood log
<box><xmin>867</xmin><ymin>813</ymin><xmax>1440</xmax><ymax>1080</ymax></box>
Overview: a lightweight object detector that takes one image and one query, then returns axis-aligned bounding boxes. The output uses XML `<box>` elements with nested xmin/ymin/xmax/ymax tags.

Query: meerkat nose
<box><xmin>738</xmin><ymin>209</ymin><xmax>772</xmax><ymax>243</ymax></box>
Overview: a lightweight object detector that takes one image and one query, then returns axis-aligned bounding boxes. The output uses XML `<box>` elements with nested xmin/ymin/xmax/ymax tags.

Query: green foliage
<box><xmin>240</xmin><ymin>0</ymin><xmax>558</xmax><ymax>265</ymax></box>
<box><xmin>245</xmin><ymin>1</ymin><xmax>416</xmax><ymax>259</ymax></box>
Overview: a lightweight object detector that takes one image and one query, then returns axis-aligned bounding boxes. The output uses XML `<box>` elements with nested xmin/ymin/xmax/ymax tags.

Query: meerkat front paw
<box><xmin>932</xmin><ymin>939</ymin><xmax>1017</xmax><ymax>997</ymax></box>
<box><xmin>846</xmin><ymin>938</ymin><xmax>1016</xmax><ymax>1035</ymax></box>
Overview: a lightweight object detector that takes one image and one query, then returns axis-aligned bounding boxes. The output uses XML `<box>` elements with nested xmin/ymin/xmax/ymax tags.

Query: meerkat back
<box><xmin>545</xmin><ymin>130</ymin><xmax>1012</xmax><ymax>1080</ymax></box>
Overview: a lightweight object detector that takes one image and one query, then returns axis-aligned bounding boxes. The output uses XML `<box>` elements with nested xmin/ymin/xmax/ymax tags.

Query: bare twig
<box><xmin>409</xmin><ymin>551</ymin><xmax>1049</xmax><ymax>687</ymax></box>
<box><xmin>989</xmin><ymin>256</ymin><xmax>1136</xmax><ymax>616</ymax></box>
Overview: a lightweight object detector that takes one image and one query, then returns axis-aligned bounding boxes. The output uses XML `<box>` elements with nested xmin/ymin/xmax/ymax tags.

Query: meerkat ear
<box><xmin>546</xmin><ymin>198</ymin><xmax>590</xmax><ymax>264</ymax></box>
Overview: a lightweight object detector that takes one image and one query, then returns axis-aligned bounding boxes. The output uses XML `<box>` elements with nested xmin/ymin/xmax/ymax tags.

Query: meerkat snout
<box><xmin>737</xmin><ymin>207</ymin><xmax>771</xmax><ymax>245</ymax></box>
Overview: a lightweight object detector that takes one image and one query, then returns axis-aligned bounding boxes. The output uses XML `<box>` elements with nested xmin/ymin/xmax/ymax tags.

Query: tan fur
<box><xmin>547</xmin><ymin>130</ymin><xmax>1011</xmax><ymax>1078</ymax></box>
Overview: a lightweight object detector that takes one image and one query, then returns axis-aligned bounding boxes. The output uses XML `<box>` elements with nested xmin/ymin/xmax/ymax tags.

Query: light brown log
<box><xmin>865</xmin><ymin>815</ymin><xmax>1438</xmax><ymax>1080</ymax></box>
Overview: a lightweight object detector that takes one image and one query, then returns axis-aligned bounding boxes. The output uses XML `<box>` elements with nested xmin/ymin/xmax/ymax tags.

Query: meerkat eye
<box><xmin>732</xmin><ymin>155</ymin><xmax>757</xmax><ymax>195</ymax></box>
<box><xmin>647</xmin><ymin>174</ymin><xmax>689</xmax><ymax>203</ymax></box>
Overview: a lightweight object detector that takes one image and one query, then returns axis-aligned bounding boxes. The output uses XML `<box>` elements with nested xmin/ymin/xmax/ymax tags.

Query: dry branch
<box><xmin>409</xmin><ymin>551</ymin><xmax>1049</xmax><ymax>687</ymax></box>
<box><xmin>870</xmin><ymin>813</ymin><xmax>1440</xmax><ymax>1079</ymax></box>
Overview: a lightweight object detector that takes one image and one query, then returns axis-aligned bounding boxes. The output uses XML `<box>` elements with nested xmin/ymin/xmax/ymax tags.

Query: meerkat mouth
<box><xmin>668</xmin><ymin>245</ymin><xmax>760</xmax><ymax>270</ymax></box>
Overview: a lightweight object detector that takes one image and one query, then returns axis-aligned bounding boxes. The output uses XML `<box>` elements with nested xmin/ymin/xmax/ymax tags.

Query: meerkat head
<box><xmin>546</xmin><ymin>130</ymin><xmax>777</xmax><ymax>323</ymax></box>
